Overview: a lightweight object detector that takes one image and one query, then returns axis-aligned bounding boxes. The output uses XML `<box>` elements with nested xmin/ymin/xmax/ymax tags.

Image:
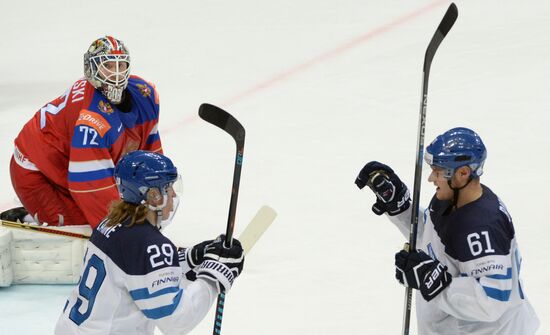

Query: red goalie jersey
<box><xmin>11</xmin><ymin>76</ymin><xmax>162</xmax><ymax>228</ymax></box>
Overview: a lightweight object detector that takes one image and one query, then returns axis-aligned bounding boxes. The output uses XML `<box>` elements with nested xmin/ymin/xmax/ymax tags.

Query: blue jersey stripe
<box><xmin>486</xmin><ymin>267</ymin><xmax>512</xmax><ymax>280</ymax></box>
<box><xmin>423</xmin><ymin>208</ymin><xmax>429</xmax><ymax>225</ymax></box>
<box><xmin>129</xmin><ymin>286</ymin><xmax>180</xmax><ymax>301</ymax></box>
<box><xmin>68</xmin><ymin>168</ymin><xmax>114</xmax><ymax>182</ymax></box>
<box><xmin>146</xmin><ymin>133</ymin><xmax>160</xmax><ymax>145</ymax></box>
<box><xmin>482</xmin><ymin>286</ymin><xmax>511</xmax><ymax>301</ymax></box>
<box><xmin>514</xmin><ymin>249</ymin><xmax>525</xmax><ymax>299</ymax></box>
<box><xmin>140</xmin><ymin>289</ymin><xmax>183</xmax><ymax>320</ymax></box>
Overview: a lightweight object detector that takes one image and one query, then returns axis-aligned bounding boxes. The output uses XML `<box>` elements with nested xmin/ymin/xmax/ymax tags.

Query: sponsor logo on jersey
<box><xmin>98</xmin><ymin>100</ymin><xmax>114</xmax><ymax>114</ymax></box>
<box><xmin>137</xmin><ymin>83</ymin><xmax>151</xmax><ymax>98</ymax></box>
<box><xmin>77</xmin><ymin>110</ymin><xmax>112</xmax><ymax>136</ymax></box>
<box><xmin>470</xmin><ymin>263</ymin><xmax>504</xmax><ymax>277</ymax></box>
<box><xmin>152</xmin><ymin>276</ymin><xmax>180</xmax><ymax>287</ymax></box>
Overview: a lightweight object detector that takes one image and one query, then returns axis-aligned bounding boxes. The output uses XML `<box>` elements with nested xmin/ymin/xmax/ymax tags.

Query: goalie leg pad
<box><xmin>2</xmin><ymin>226</ymin><xmax>89</xmax><ymax>284</ymax></box>
<box><xmin>0</xmin><ymin>228</ymin><xmax>14</xmax><ymax>287</ymax></box>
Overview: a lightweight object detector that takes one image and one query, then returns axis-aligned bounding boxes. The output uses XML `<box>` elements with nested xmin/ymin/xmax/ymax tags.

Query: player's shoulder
<box><xmin>91</xmin><ymin>219</ymin><xmax>176</xmax><ymax>275</ymax></box>
<box><xmin>127</xmin><ymin>75</ymin><xmax>160</xmax><ymax>106</ymax></box>
<box><xmin>67</xmin><ymin>77</ymin><xmax>92</xmax><ymax>97</ymax></box>
<box><xmin>48</xmin><ymin>78</ymin><xmax>94</xmax><ymax>114</ymax></box>
<box><xmin>457</xmin><ymin>185</ymin><xmax>514</xmax><ymax>234</ymax></box>
<box><xmin>446</xmin><ymin>185</ymin><xmax>515</xmax><ymax>261</ymax></box>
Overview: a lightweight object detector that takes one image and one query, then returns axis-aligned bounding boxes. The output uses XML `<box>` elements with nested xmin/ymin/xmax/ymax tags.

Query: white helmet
<box><xmin>84</xmin><ymin>36</ymin><xmax>130</xmax><ymax>104</ymax></box>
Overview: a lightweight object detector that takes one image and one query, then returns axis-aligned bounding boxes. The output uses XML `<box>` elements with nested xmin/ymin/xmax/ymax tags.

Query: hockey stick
<box><xmin>1</xmin><ymin>220</ymin><xmax>91</xmax><ymax>239</ymax></box>
<box><xmin>401</xmin><ymin>4</ymin><xmax>458</xmax><ymax>335</ymax></box>
<box><xmin>240</xmin><ymin>205</ymin><xmax>277</xmax><ymax>255</ymax></box>
<box><xmin>1</xmin><ymin>205</ymin><xmax>275</xmax><ymax>253</ymax></box>
<box><xmin>198</xmin><ymin>103</ymin><xmax>245</xmax><ymax>335</ymax></box>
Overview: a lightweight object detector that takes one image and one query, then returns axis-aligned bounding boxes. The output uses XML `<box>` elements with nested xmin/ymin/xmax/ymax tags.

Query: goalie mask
<box><xmin>84</xmin><ymin>36</ymin><xmax>130</xmax><ymax>104</ymax></box>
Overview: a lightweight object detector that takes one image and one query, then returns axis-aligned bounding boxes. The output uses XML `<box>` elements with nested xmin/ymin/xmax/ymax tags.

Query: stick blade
<box><xmin>199</xmin><ymin>103</ymin><xmax>245</xmax><ymax>145</ymax></box>
<box><xmin>438</xmin><ymin>3</ymin><xmax>458</xmax><ymax>37</ymax></box>
<box><xmin>239</xmin><ymin>205</ymin><xmax>277</xmax><ymax>255</ymax></box>
<box><xmin>424</xmin><ymin>2</ymin><xmax>459</xmax><ymax>71</ymax></box>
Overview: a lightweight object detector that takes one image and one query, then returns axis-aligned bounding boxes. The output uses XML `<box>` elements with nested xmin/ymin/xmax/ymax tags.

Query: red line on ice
<box><xmin>0</xmin><ymin>0</ymin><xmax>447</xmax><ymax>211</ymax></box>
<box><xmin>162</xmin><ymin>0</ymin><xmax>448</xmax><ymax>134</ymax></box>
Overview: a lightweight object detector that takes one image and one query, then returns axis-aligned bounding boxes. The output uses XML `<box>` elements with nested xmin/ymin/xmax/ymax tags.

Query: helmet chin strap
<box><xmin>447</xmin><ymin>175</ymin><xmax>473</xmax><ymax>209</ymax></box>
<box><xmin>142</xmin><ymin>194</ymin><xmax>167</xmax><ymax>229</ymax></box>
<box><xmin>144</xmin><ymin>195</ymin><xmax>180</xmax><ymax>231</ymax></box>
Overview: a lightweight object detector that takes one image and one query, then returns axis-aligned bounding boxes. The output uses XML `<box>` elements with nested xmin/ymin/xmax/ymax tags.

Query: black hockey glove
<box><xmin>0</xmin><ymin>207</ymin><xmax>29</xmax><ymax>223</ymax></box>
<box><xmin>355</xmin><ymin>161</ymin><xmax>411</xmax><ymax>216</ymax></box>
<box><xmin>178</xmin><ymin>239</ymin><xmax>215</xmax><ymax>281</ymax></box>
<box><xmin>395</xmin><ymin>249</ymin><xmax>452</xmax><ymax>302</ymax></box>
<box><xmin>196</xmin><ymin>235</ymin><xmax>245</xmax><ymax>293</ymax></box>
<box><xmin>179</xmin><ymin>239</ymin><xmax>215</xmax><ymax>268</ymax></box>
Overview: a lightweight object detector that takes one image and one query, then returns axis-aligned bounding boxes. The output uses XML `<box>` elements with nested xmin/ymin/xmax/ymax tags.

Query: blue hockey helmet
<box><xmin>114</xmin><ymin>150</ymin><xmax>178</xmax><ymax>205</ymax></box>
<box><xmin>424</xmin><ymin>127</ymin><xmax>487</xmax><ymax>179</ymax></box>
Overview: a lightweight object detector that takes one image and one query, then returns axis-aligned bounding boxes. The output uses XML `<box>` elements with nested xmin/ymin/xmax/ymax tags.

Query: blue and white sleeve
<box><xmin>386</xmin><ymin>205</ymin><xmax>428</xmax><ymax>240</ymax></box>
<box><xmin>126</xmin><ymin>243</ymin><xmax>218</xmax><ymax>334</ymax></box>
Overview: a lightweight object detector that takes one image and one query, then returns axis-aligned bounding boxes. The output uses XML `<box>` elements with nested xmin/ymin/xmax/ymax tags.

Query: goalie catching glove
<box><xmin>196</xmin><ymin>235</ymin><xmax>244</xmax><ymax>293</ymax></box>
<box><xmin>395</xmin><ymin>248</ymin><xmax>452</xmax><ymax>302</ymax></box>
<box><xmin>355</xmin><ymin>161</ymin><xmax>411</xmax><ymax>216</ymax></box>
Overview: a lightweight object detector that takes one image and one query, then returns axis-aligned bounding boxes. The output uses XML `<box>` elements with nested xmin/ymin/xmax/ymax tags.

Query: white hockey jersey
<box><xmin>55</xmin><ymin>219</ymin><xmax>218</xmax><ymax>335</ymax></box>
<box><xmin>389</xmin><ymin>185</ymin><xmax>539</xmax><ymax>335</ymax></box>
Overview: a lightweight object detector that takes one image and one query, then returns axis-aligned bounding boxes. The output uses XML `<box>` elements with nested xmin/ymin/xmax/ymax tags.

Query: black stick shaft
<box><xmin>212</xmin><ymin>141</ymin><xmax>243</xmax><ymax>335</ymax></box>
<box><xmin>224</xmin><ymin>145</ymin><xmax>244</xmax><ymax>243</ymax></box>
<box><xmin>198</xmin><ymin>103</ymin><xmax>245</xmax><ymax>335</ymax></box>
<box><xmin>402</xmin><ymin>4</ymin><xmax>458</xmax><ymax>334</ymax></box>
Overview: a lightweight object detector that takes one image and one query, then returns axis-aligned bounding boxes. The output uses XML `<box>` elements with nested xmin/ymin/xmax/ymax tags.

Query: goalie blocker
<box><xmin>0</xmin><ymin>224</ymin><xmax>90</xmax><ymax>286</ymax></box>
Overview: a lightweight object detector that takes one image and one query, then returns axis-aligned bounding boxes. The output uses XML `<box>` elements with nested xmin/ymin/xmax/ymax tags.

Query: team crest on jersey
<box><xmin>99</xmin><ymin>100</ymin><xmax>114</xmax><ymax>114</ymax></box>
<box><xmin>137</xmin><ymin>84</ymin><xmax>151</xmax><ymax>98</ymax></box>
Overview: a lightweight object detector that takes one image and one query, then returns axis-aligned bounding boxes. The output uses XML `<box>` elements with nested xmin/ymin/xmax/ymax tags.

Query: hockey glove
<box><xmin>0</xmin><ymin>207</ymin><xmax>29</xmax><ymax>223</ymax></box>
<box><xmin>395</xmin><ymin>249</ymin><xmax>452</xmax><ymax>302</ymax></box>
<box><xmin>178</xmin><ymin>239</ymin><xmax>215</xmax><ymax>281</ymax></box>
<box><xmin>355</xmin><ymin>161</ymin><xmax>411</xmax><ymax>216</ymax></box>
<box><xmin>196</xmin><ymin>235</ymin><xmax>244</xmax><ymax>293</ymax></box>
<box><xmin>178</xmin><ymin>239</ymin><xmax>215</xmax><ymax>268</ymax></box>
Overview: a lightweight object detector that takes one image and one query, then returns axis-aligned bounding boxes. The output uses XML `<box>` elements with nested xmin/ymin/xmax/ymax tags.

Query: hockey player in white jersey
<box><xmin>55</xmin><ymin>150</ymin><xmax>244</xmax><ymax>334</ymax></box>
<box><xmin>355</xmin><ymin>127</ymin><xmax>539</xmax><ymax>334</ymax></box>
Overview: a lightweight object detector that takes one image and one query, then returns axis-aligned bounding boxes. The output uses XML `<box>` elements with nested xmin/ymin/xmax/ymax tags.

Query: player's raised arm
<box><xmin>55</xmin><ymin>151</ymin><xmax>245</xmax><ymax>335</ymax></box>
<box><xmin>389</xmin><ymin>128</ymin><xmax>539</xmax><ymax>334</ymax></box>
<box><xmin>355</xmin><ymin>161</ymin><xmax>428</xmax><ymax>239</ymax></box>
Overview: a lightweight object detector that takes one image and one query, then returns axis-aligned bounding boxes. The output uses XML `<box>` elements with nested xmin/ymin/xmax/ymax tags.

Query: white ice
<box><xmin>0</xmin><ymin>0</ymin><xmax>548</xmax><ymax>334</ymax></box>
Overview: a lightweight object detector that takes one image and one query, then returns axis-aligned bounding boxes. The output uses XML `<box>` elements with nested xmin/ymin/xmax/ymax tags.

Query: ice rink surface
<box><xmin>1</xmin><ymin>0</ymin><xmax>549</xmax><ymax>334</ymax></box>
